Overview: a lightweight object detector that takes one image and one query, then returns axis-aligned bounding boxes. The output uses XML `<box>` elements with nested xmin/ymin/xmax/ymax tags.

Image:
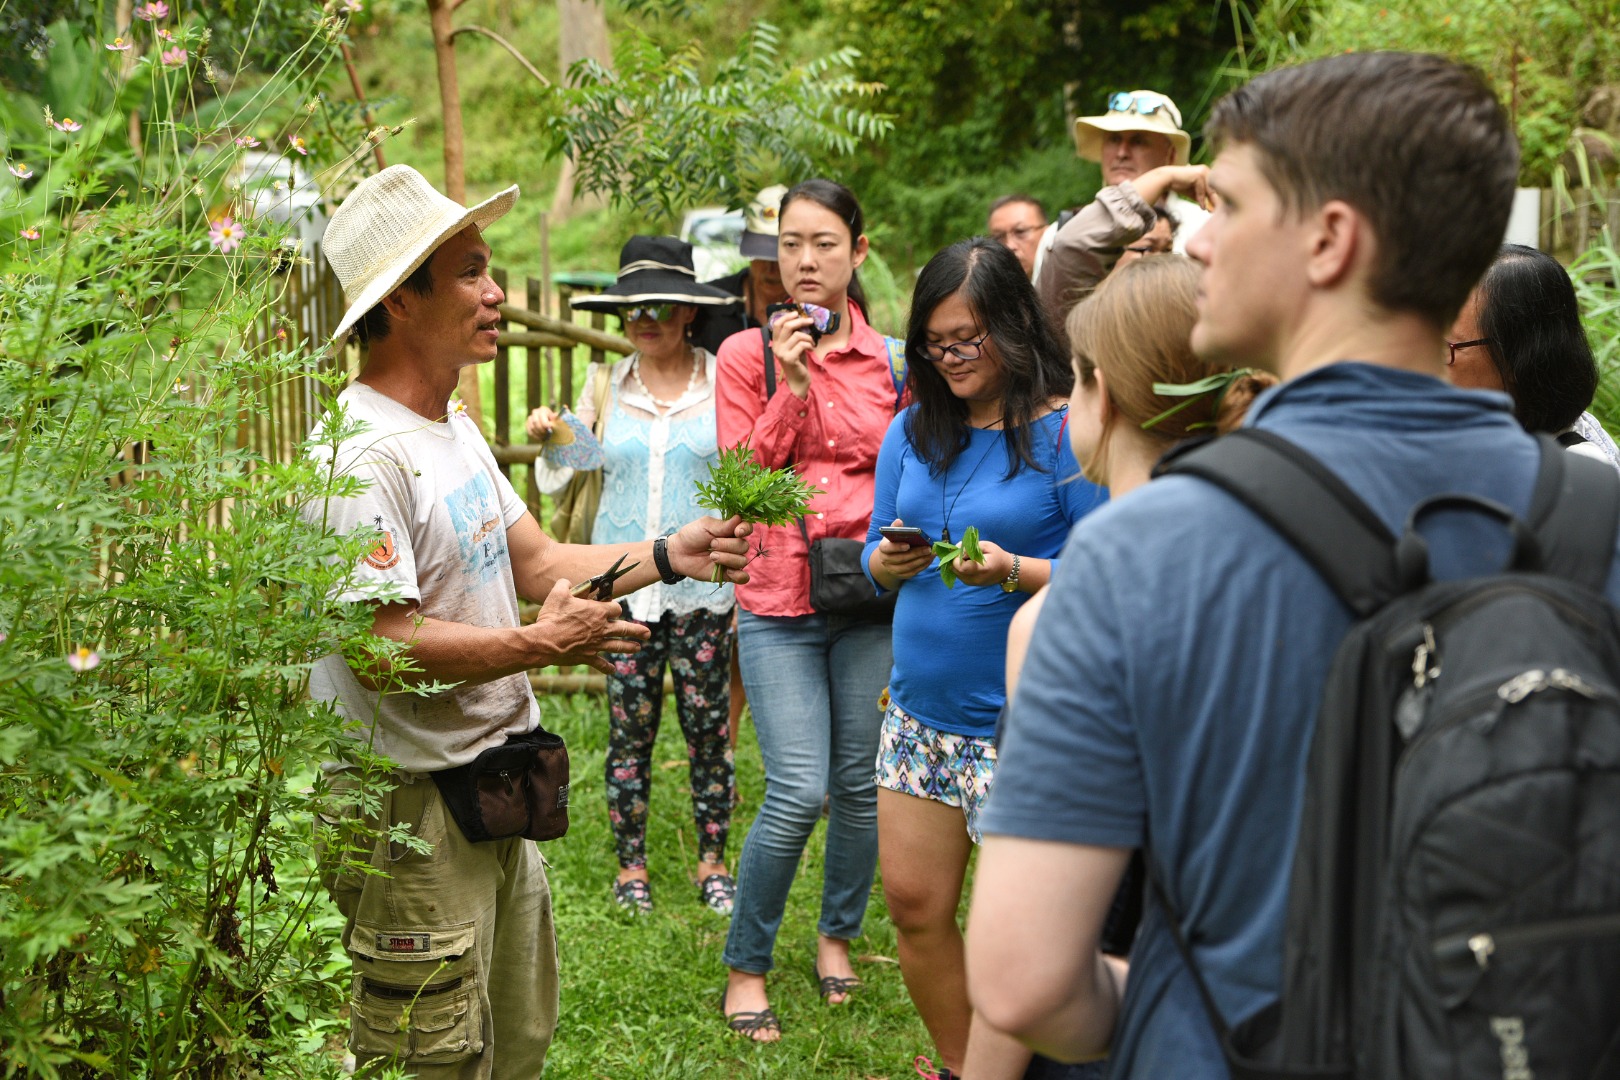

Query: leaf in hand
<box><xmin>931</xmin><ymin>525</ymin><xmax>981</xmax><ymax>589</ymax></box>
<box><xmin>960</xmin><ymin>526</ymin><xmax>984</xmax><ymax>564</ymax></box>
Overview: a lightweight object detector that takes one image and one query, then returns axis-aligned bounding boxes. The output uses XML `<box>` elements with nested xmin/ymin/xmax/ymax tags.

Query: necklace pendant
<box><xmin>941</xmin><ymin>527</ymin><xmax>951</xmax><ymax>544</ymax></box>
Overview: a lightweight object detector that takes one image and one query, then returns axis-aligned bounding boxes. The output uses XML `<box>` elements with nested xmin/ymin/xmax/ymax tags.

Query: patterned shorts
<box><xmin>873</xmin><ymin>699</ymin><xmax>998</xmax><ymax>844</ymax></box>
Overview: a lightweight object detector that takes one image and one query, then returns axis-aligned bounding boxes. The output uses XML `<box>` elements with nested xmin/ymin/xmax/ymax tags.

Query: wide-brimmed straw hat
<box><xmin>1074</xmin><ymin>90</ymin><xmax>1191</xmax><ymax>167</ymax></box>
<box><xmin>323</xmin><ymin>164</ymin><xmax>518</xmax><ymax>342</ymax></box>
<box><xmin>570</xmin><ymin>235</ymin><xmax>738</xmax><ymax>313</ymax></box>
<box><xmin>738</xmin><ymin>184</ymin><xmax>789</xmax><ymax>260</ymax></box>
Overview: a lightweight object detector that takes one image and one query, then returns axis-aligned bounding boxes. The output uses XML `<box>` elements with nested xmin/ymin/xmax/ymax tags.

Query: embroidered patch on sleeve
<box><xmin>365</xmin><ymin>528</ymin><xmax>401</xmax><ymax>570</ymax></box>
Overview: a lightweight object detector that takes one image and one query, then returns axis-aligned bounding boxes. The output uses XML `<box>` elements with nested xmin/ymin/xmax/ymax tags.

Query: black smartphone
<box><xmin>878</xmin><ymin>525</ymin><xmax>933</xmax><ymax>548</ymax></box>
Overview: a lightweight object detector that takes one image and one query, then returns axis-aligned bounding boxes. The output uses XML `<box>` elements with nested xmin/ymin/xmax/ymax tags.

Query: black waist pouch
<box><xmin>430</xmin><ymin>729</ymin><xmax>570</xmax><ymax>843</ymax></box>
<box><xmin>805</xmin><ymin>534</ymin><xmax>896</xmax><ymax>623</ymax></box>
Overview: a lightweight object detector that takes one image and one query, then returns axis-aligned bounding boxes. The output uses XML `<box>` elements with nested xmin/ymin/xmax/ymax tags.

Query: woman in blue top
<box><xmin>862</xmin><ymin>239</ymin><xmax>1105</xmax><ymax>1080</ymax></box>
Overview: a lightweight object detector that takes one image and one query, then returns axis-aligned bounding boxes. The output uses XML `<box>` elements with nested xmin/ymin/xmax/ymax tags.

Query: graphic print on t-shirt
<box><xmin>364</xmin><ymin>514</ymin><xmax>402</xmax><ymax>570</ymax></box>
<box><xmin>444</xmin><ymin>472</ymin><xmax>506</xmax><ymax>582</ymax></box>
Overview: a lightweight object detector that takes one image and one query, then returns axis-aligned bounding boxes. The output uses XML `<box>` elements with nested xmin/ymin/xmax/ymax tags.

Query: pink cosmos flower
<box><xmin>8</xmin><ymin>163</ymin><xmax>32</xmax><ymax>179</ymax></box>
<box><xmin>19</xmin><ymin>228</ymin><xmax>40</xmax><ymax>240</ymax></box>
<box><xmin>234</xmin><ymin>135</ymin><xmax>260</xmax><ymax>148</ymax></box>
<box><xmin>344</xmin><ymin>0</ymin><xmax>364</xmax><ymax>11</ymax></box>
<box><xmin>287</xmin><ymin>135</ymin><xmax>308</xmax><ymax>156</ymax></box>
<box><xmin>156</xmin><ymin>28</ymin><xmax>174</xmax><ymax>41</ymax></box>
<box><xmin>208</xmin><ymin>216</ymin><xmax>243</xmax><ymax>254</ymax></box>
<box><xmin>172</xmin><ymin>378</ymin><xmax>190</xmax><ymax>393</ymax></box>
<box><xmin>161</xmin><ymin>47</ymin><xmax>186</xmax><ymax>66</ymax></box>
<box><xmin>52</xmin><ymin>118</ymin><xmax>83</xmax><ymax>133</ymax></box>
<box><xmin>105</xmin><ymin>37</ymin><xmax>133</xmax><ymax>51</ymax></box>
<box><xmin>67</xmin><ymin>647</ymin><xmax>101</xmax><ymax>672</ymax></box>
<box><xmin>136</xmin><ymin>2</ymin><xmax>169</xmax><ymax>19</ymax></box>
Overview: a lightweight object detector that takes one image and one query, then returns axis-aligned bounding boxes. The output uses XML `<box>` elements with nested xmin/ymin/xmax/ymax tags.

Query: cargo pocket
<box><xmin>348</xmin><ymin>920</ymin><xmax>483</xmax><ymax>1064</ymax></box>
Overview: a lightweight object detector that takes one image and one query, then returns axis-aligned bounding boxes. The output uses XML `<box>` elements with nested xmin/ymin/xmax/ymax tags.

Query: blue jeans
<box><xmin>724</xmin><ymin>610</ymin><xmax>892</xmax><ymax>974</ymax></box>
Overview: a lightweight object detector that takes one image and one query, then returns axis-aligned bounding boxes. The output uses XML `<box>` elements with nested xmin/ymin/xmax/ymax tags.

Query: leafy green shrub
<box><xmin>0</xmin><ymin>10</ymin><xmax>400</xmax><ymax>1077</ymax></box>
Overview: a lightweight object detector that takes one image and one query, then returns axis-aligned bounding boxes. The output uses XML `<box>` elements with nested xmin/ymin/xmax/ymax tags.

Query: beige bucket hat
<box><xmin>323</xmin><ymin>164</ymin><xmax>518</xmax><ymax>342</ymax></box>
<box><xmin>739</xmin><ymin>183</ymin><xmax>789</xmax><ymax>259</ymax></box>
<box><xmin>1073</xmin><ymin>90</ymin><xmax>1191</xmax><ymax>167</ymax></box>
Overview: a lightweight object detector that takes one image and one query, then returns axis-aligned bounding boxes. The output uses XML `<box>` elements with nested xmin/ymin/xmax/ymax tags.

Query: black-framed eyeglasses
<box><xmin>921</xmin><ymin>334</ymin><xmax>989</xmax><ymax>363</ymax></box>
<box><xmin>1107</xmin><ymin>91</ymin><xmax>1174</xmax><ymax>118</ymax></box>
<box><xmin>1447</xmin><ymin>337</ymin><xmax>1496</xmax><ymax>365</ymax></box>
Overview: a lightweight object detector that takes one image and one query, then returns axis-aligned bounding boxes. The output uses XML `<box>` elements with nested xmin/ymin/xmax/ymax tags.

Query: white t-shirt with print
<box><xmin>308</xmin><ymin>382</ymin><xmax>538</xmax><ymax>774</ymax></box>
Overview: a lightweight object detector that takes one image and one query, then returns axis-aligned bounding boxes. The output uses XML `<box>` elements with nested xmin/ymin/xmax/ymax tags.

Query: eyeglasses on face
<box><xmin>990</xmin><ymin>224</ymin><xmax>1044</xmax><ymax>245</ymax></box>
<box><xmin>619</xmin><ymin>303</ymin><xmax>676</xmax><ymax>323</ymax></box>
<box><xmin>1447</xmin><ymin>337</ymin><xmax>1495</xmax><ymax>365</ymax></box>
<box><xmin>921</xmin><ymin>333</ymin><xmax>989</xmax><ymax>363</ymax></box>
<box><xmin>1107</xmin><ymin>91</ymin><xmax>1173</xmax><ymax>118</ymax></box>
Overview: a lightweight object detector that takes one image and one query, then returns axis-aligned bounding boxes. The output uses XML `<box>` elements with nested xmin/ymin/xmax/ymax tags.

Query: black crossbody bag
<box><xmin>430</xmin><ymin>728</ymin><xmax>570</xmax><ymax>843</ymax></box>
<box><xmin>761</xmin><ymin>327</ymin><xmax>900</xmax><ymax>622</ymax></box>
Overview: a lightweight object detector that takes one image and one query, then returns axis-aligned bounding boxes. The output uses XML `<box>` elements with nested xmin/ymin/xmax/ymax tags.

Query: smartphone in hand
<box><xmin>878</xmin><ymin>525</ymin><xmax>934</xmax><ymax>548</ymax></box>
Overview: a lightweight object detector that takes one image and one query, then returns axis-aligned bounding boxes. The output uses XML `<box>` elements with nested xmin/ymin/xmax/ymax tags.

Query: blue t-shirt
<box><xmin>980</xmin><ymin>363</ymin><xmax>1620</xmax><ymax>1079</ymax></box>
<box><xmin>862</xmin><ymin>407</ymin><xmax>1105</xmax><ymax>737</ymax></box>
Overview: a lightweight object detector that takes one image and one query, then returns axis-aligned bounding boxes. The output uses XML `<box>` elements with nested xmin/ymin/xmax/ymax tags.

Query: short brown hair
<box><xmin>1069</xmin><ymin>256</ymin><xmax>1272</xmax><ymax>483</ymax></box>
<box><xmin>1205</xmin><ymin>52</ymin><xmax>1518</xmax><ymax>327</ymax></box>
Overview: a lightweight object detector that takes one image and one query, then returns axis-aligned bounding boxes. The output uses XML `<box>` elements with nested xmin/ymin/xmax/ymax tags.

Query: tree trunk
<box><xmin>551</xmin><ymin>0</ymin><xmax>612</xmax><ymax>221</ymax></box>
<box><xmin>426</xmin><ymin>0</ymin><xmax>482</xmax><ymax>420</ymax></box>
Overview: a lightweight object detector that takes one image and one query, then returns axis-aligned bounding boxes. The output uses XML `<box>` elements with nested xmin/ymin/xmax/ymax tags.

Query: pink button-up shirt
<box><xmin>715</xmin><ymin>302</ymin><xmax>902</xmax><ymax>617</ymax></box>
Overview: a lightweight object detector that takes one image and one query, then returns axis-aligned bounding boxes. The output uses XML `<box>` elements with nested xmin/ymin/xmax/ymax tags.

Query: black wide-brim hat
<box><xmin>570</xmin><ymin>235</ymin><xmax>739</xmax><ymax>312</ymax></box>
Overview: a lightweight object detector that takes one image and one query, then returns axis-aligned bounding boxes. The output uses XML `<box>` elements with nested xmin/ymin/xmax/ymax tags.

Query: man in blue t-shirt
<box><xmin>963</xmin><ymin>53</ymin><xmax>1599</xmax><ymax>1077</ymax></box>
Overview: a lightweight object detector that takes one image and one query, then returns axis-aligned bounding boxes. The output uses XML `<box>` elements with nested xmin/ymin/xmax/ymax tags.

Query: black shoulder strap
<box><xmin>761</xmin><ymin>326</ymin><xmax>775</xmax><ymax>399</ymax></box>
<box><xmin>1155</xmin><ymin>429</ymin><xmax>1400</xmax><ymax>618</ymax></box>
<box><xmin>1556</xmin><ymin>429</ymin><xmax>1588</xmax><ymax>448</ymax></box>
<box><xmin>1524</xmin><ymin>434</ymin><xmax>1620</xmax><ymax>592</ymax></box>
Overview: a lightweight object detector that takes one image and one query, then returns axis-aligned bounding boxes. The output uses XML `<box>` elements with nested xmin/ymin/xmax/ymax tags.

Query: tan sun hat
<box><xmin>739</xmin><ymin>183</ymin><xmax>789</xmax><ymax>259</ymax></box>
<box><xmin>1073</xmin><ymin>90</ymin><xmax>1191</xmax><ymax>167</ymax></box>
<box><xmin>323</xmin><ymin>164</ymin><xmax>518</xmax><ymax>342</ymax></box>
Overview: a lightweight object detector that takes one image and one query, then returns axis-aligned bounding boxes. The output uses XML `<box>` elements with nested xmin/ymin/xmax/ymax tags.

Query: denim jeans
<box><xmin>723</xmin><ymin>610</ymin><xmax>893</xmax><ymax>974</ymax></box>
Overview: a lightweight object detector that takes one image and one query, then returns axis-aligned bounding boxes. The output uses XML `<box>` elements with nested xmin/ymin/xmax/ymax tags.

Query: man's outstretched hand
<box><xmin>667</xmin><ymin>516</ymin><xmax>755</xmax><ymax>584</ymax></box>
<box><xmin>528</xmin><ymin>578</ymin><xmax>651</xmax><ymax>674</ymax></box>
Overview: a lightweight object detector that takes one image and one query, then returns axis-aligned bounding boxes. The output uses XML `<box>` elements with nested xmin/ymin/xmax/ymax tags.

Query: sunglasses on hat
<box><xmin>1107</xmin><ymin>91</ymin><xmax>1174</xmax><ymax>119</ymax></box>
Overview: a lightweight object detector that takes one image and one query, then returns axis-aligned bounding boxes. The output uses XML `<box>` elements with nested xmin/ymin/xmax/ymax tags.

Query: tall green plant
<box><xmin>0</xmin><ymin>8</ymin><xmax>405</xmax><ymax>1077</ymax></box>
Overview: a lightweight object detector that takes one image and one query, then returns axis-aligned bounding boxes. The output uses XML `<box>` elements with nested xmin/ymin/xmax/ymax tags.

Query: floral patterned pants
<box><xmin>604</xmin><ymin>607</ymin><xmax>734</xmax><ymax>870</ymax></box>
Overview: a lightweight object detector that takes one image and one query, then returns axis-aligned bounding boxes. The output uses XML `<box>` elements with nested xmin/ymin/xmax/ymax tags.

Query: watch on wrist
<box><xmin>1000</xmin><ymin>553</ymin><xmax>1022</xmax><ymax>594</ymax></box>
<box><xmin>653</xmin><ymin>533</ymin><xmax>682</xmax><ymax>585</ymax></box>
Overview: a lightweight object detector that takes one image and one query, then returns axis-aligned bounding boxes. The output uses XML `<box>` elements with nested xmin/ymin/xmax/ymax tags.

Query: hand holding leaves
<box><xmin>931</xmin><ymin>526</ymin><xmax>983</xmax><ymax>589</ymax></box>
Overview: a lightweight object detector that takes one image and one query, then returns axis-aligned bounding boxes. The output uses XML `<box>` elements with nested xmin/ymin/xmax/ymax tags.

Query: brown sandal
<box><xmin>720</xmin><ymin>987</ymin><xmax>780</xmax><ymax>1040</ymax></box>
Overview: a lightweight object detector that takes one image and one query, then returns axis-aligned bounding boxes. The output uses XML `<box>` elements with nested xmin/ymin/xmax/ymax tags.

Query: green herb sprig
<box><xmin>931</xmin><ymin>526</ymin><xmax>983</xmax><ymax>589</ymax></box>
<box><xmin>695</xmin><ymin>441</ymin><xmax>823</xmax><ymax>525</ymax></box>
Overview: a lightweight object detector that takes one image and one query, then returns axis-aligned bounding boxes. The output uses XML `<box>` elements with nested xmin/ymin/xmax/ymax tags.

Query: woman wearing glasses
<box><xmin>527</xmin><ymin>235</ymin><xmax>741</xmax><ymax>916</ymax></box>
<box><xmin>1444</xmin><ymin>244</ymin><xmax>1620</xmax><ymax>470</ymax></box>
<box><xmin>714</xmin><ymin>179</ymin><xmax>906</xmax><ymax>1041</ymax></box>
<box><xmin>863</xmin><ymin>238</ymin><xmax>1105</xmax><ymax>1080</ymax></box>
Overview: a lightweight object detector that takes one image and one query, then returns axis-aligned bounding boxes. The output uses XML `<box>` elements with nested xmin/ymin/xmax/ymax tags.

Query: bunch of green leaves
<box><xmin>694</xmin><ymin>441</ymin><xmax>822</xmax><ymax>525</ymax></box>
<box><xmin>546</xmin><ymin>19</ymin><xmax>893</xmax><ymax>219</ymax></box>
<box><xmin>932</xmin><ymin>525</ymin><xmax>983</xmax><ymax>589</ymax></box>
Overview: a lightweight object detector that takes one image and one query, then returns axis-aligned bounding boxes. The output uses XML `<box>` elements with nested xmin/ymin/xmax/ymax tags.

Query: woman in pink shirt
<box><xmin>715</xmin><ymin>179</ymin><xmax>904</xmax><ymax>1040</ymax></box>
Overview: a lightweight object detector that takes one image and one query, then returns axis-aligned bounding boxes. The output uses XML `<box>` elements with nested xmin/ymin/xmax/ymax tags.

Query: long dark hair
<box><xmin>904</xmin><ymin>238</ymin><xmax>1073</xmax><ymax>476</ymax></box>
<box><xmin>779</xmin><ymin>179</ymin><xmax>868</xmax><ymax>312</ymax></box>
<box><xmin>1476</xmin><ymin>244</ymin><xmax>1598</xmax><ymax>433</ymax></box>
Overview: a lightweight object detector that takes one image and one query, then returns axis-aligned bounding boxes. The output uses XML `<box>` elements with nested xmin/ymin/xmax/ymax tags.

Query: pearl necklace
<box><xmin>630</xmin><ymin>349</ymin><xmax>700</xmax><ymax>411</ymax></box>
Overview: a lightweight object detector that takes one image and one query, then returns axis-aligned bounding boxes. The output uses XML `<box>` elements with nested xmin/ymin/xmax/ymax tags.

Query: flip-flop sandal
<box><xmin>697</xmin><ymin>873</ymin><xmax>736</xmax><ymax>915</ymax></box>
<box><xmin>719</xmin><ymin>986</ymin><xmax>780</xmax><ymax>1040</ymax></box>
<box><xmin>612</xmin><ymin>878</ymin><xmax>653</xmax><ymax>915</ymax></box>
<box><xmin>813</xmin><ymin>962</ymin><xmax>862</xmax><ymax>1003</ymax></box>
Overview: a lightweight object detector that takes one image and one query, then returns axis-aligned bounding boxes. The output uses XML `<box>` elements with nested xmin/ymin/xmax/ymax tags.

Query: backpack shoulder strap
<box><xmin>884</xmin><ymin>336</ymin><xmax>907</xmax><ymax>408</ymax></box>
<box><xmin>760</xmin><ymin>327</ymin><xmax>775</xmax><ymax>399</ymax></box>
<box><xmin>1155</xmin><ymin>429</ymin><xmax>1400</xmax><ymax>618</ymax></box>
<box><xmin>1525</xmin><ymin>434</ymin><xmax>1620</xmax><ymax>592</ymax></box>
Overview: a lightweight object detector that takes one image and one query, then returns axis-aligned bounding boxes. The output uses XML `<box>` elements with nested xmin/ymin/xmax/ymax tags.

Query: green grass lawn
<box><xmin>535</xmin><ymin>690</ymin><xmax>939</xmax><ymax>1079</ymax></box>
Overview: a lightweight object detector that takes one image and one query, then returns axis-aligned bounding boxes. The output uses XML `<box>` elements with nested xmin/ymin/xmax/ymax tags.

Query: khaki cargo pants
<box><xmin>319</xmin><ymin>774</ymin><xmax>559</xmax><ymax>1079</ymax></box>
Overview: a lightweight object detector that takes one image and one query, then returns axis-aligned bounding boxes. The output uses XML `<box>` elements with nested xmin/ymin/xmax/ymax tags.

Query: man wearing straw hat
<box><xmin>309</xmin><ymin>164</ymin><xmax>753</xmax><ymax>1077</ymax></box>
<box><xmin>1035</xmin><ymin>89</ymin><xmax>1214</xmax><ymax>336</ymax></box>
<box><xmin>691</xmin><ymin>183</ymin><xmax>791</xmax><ymax>355</ymax></box>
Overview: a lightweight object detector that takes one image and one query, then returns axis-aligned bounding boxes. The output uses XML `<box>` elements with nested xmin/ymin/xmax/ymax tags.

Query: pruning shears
<box><xmin>571</xmin><ymin>552</ymin><xmax>639</xmax><ymax>601</ymax></box>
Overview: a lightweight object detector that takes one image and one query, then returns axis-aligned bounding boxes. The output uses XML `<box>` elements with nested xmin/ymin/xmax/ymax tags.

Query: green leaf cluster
<box><xmin>931</xmin><ymin>525</ymin><xmax>983</xmax><ymax>589</ymax></box>
<box><xmin>693</xmin><ymin>441</ymin><xmax>822</xmax><ymax>525</ymax></box>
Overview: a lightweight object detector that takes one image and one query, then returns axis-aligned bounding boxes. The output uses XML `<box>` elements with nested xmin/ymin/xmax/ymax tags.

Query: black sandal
<box><xmin>719</xmin><ymin>987</ymin><xmax>780</xmax><ymax>1040</ymax></box>
<box><xmin>812</xmin><ymin>962</ymin><xmax>862</xmax><ymax>1003</ymax></box>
